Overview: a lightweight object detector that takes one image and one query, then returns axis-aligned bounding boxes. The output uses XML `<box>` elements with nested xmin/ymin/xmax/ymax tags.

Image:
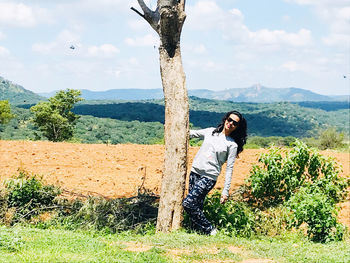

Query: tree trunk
<box><xmin>132</xmin><ymin>0</ymin><xmax>188</xmax><ymax>232</ymax></box>
<box><xmin>156</xmin><ymin>47</ymin><xmax>189</xmax><ymax>232</ymax></box>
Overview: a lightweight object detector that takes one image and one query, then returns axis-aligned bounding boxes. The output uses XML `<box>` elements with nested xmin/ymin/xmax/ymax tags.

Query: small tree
<box><xmin>0</xmin><ymin>100</ymin><xmax>15</xmax><ymax>125</ymax></box>
<box><xmin>30</xmin><ymin>89</ymin><xmax>83</xmax><ymax>142</ymax></box>
<box><xmin>318</xmin><ymin>127</ymin><xmax>344</xmax><ymax>150</ymax></box>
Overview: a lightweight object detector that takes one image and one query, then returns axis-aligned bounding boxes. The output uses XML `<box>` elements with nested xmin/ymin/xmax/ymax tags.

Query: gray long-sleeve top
<box><xmin>190</xmin><ymin>128</ymin><xmax>238</xmax><ymax>196</ymax></box>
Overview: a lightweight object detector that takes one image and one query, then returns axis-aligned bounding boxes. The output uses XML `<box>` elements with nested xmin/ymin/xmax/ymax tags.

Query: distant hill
<box><xmin>1</xmin><ymin>74</ymin><xmax>347</xmax><ymax>103</ymax></box>
<box><xmin>39</xmin><ymin>89</ymin><xmax>165</xmax><ymax>101</ymax></box>
<box><xmin>39</xmin><ymin>84</ymin><xmax>347</xmax><ymax>102</ymax></box>
<box><xmin>0</xmin><ymin>76</ymin><xmax>45</xmax><ymax>105</ymax></box>
<box><xmin>189</xmin><ymin>85</ymin><xmax>336</xmax><ymax>102</ymax></box>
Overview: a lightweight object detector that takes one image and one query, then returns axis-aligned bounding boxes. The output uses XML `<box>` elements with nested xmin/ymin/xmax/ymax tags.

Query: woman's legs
<box><xmin>183</xmin><ymin>172</ymin><xmax>216</xmax><ymax>234</ymax></box>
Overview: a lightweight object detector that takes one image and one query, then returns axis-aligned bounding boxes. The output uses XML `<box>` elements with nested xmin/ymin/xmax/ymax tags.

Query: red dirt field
<box><xmin>1</xmin><ymin>140</ymin><xmax>349</xmax><ymax>227</ymax></box>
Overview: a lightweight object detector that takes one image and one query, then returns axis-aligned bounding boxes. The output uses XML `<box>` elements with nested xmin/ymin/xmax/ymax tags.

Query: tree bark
<box><xmin>157</xmin><ymin>46</ymin><xmax>189</xmax><ymax>232</ymax></box>
<box><xmin>132</xmin><ymin>0</ymin><xmax>189</xmax><ymax>232</ymax></box>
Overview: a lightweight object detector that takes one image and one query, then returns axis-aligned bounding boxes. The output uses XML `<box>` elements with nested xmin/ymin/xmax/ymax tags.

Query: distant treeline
<box><xmin>1</xmin><ymin>97</ymin><xmax>348</xmax><ymax>145</ymax></box>
<box><xmin>293</xmin><ymin>101</ymin><xmax>349</xmax><ymax>111</ymax></box>
<box><xmin>72</xmin><ymin>97</ymin><xmax>349</xmax><ymax>137</ymax></box>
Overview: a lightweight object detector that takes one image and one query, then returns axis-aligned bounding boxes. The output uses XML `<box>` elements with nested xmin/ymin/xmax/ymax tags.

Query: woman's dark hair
<box><xmin>212</xmin><ymin>110</ymin><xmax>247</xmax><ymax>157</ymax></box>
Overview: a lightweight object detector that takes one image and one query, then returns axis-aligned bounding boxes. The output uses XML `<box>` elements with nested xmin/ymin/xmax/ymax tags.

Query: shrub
<box><xmin>246</xmin><ymin>140</ymin><xmax>349</xmax><ymax>208</ymax></box>
<box><xmin>55</xmin><ymin>193</ymin><xmax>159</xmax><ymax>233</ymax></box>
<box><xmin>244</xmin><ymin>140</ymin><xmax>349</xmax><ymax>242</ymax></box>
<box><xmin>1</xmin><ymin>170</ymin><xmax>159</xmax><ymax>232</ymax></box>
<box><xmin>246</xmin><ymin>141</ymin><xmax>309</xmax><ymax>207</ymax></box>
<box><xmin>318</xmin><ymin>128</ymin><xmax>344</xmax><ymax>150</ymax></box>
<box><xmin>4</xmin><ymin>170</ymin><xmax>61</xmax><ymax>223</ymax></box>
<box><xmin>254</xmin><ymin>205</ymin><xmax>292</xmax><ymax>236</ymax></box>
<box><xmin>0</xmin><ymin>189</ymin><xmax>8</xmax><ymax>224</ymax></box>
<box><xmin>201</xmin><ymin>192</ymin><xmax>255</xmax><ymax>237</ymax></box>
<box><xmin>303</xmin><ymin>127</ymin><xmax>345</xmax><ymax>150</ymax></box>
<box><xmin>287</xmin><ymin>187</ymin><xmax>345</xmax><ymax>242</ymax></box>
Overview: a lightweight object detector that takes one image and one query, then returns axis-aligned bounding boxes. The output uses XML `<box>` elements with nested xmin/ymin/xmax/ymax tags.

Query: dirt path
<box><xmin>0</xmin><ymin>140</ymin><xmax>349</xmax><ymax>227</ymax></box>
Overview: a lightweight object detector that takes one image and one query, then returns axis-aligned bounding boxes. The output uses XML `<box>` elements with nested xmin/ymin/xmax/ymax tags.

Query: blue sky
<box><xmin>0</xmin><ymin>0</ymin><xmax>349</xmax><ymax>95</ymax></box>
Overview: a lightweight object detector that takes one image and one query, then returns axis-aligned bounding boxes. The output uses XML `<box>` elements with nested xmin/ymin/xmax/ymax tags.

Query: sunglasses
<box><xmin>227</xmin><ymin>117</ymin><xmax>239</xmax><ymax>126</ymax></box>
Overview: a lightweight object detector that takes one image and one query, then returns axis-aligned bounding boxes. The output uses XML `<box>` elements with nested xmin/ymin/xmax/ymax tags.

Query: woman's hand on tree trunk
<box><xmin>220</xmin><ymin>195</ymin><xmax>228</xmax><ymax>204</ymax></box>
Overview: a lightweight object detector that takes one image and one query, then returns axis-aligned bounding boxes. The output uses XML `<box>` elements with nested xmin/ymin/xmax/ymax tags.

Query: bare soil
<box><xmin>0</xmin><ymin>140</ymin><xmax>349</xmax><ymax>227</ymax></box>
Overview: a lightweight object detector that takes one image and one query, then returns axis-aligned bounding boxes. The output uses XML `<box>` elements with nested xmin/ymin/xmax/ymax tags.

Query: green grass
<box><xmin>1</xmin><ymin>226</ymin><xmax>349</xmax><ymax>263</ymax></box>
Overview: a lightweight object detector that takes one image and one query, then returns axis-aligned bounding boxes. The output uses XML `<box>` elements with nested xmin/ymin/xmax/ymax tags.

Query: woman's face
<box><xmin>224</xmin><ymin>114</ymin><xmax>240</xmax><ymax>134</ymax></box>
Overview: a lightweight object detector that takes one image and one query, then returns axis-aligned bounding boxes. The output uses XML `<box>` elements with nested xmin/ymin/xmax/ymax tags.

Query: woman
<box><xmin>183</xmin><ymin>110</ymin><xmax>247</xmax><ymax>235</ymax></box>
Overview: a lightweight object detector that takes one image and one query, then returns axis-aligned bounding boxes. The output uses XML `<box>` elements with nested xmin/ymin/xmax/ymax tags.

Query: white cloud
<box><xmin>0</xmin><ymin>31</ymin><xmax>5</xmax><ymax>40</ymax></box>
<box><xmin>280</xmin><ymin>54</ymin><xmax>339</xmax><ymax>75</ymax></box>
<box><xmin>249</xmin><ymin>28</ymin><xmax>313</xmax><ymax>47</ymax></box>
<box><xmin>187</xmin><ymin>1</ymin><xmax>240</xmax><ymax>31</ymax></box>
<box><xmin>125</xmin><ymin>34</ymin><xmax>159</xmax><ymax>47</ymax></box>
<box><xmin>284</xmin><ymin>0</ymin><xmax>348</xmax><ymax>5</ymax></box>
<box><xmin>87</xmin><ymin>44</ymin><xmax>119</xmax><ymax>58</ymax></box>
<box><xmin>57</xmin><ymin>0</ymin><xmax>130</xmax><ymax>16</ymax></box>
<box><xmin>0</xmin><ymin>2</ymin><xmax>53</xmax><ymax>27</ymax></box>
<box><xmin>285</xmin><ymin>0</ymin><xmax>350</xmax><ymax>48</ymax></box>
<box><xmin>187</xmin><ymin>1</ymin><xmax>313</xmax><ymax>51</ymax></box>
<box><xmin>0</xmin><ymin>46</ymin><xmax>10</xmax><ymax>56</ymax></box>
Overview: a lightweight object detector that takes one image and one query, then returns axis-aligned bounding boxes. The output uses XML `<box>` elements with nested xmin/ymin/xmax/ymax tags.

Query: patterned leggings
<box><xmin>182</xmin><ymin>171</ymin><xmax>216</xmax><ymax>234</ymax></box>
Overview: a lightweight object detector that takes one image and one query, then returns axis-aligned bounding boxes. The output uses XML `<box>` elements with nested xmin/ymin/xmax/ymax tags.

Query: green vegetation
<box><xmin>245</xmin><ymin>141</ymin><xmax>349</xmax><ymax>242</ymax></box>
<box><xmin>0</xmin><ymin>76</ymin><xmax>45</xmax><ymax>105</ymax></box>
<box><xmin>30</xmin><ymin>89</ymin><xmax>83</xmax><ymax>142</ymax></box>
<box><xmin>246</xmin><ymin>136</ymin><xmax>296</xmax><ymax>148</ymax></box>
<box><xmin>75</xmin><ymin>115</ymin><xmax>164</xmax><ymax>144</ymax></box>
<box><xmin>303</xmin><ymin>127</ymin><xmax>346</xmax><ymax>150</ymax></box>
<box><xmin>1</xmin><ymin>143</ymin><xmax>348</xmax><ymax>242</ymax></box>
<box><xmin>0</xmin><ymin>141</ymin><xmax>349</xmax><ymax>262</ymax></box>
<box><xmin>71</xmin><ymin>98</ymin><xmax>349</xmax><ymax>138</ymax></box>
<box><xmin>1</xmin><ymin>97</ymin><xmax>348</xmax><ymax>151</ymax></box>
<box><xmin>0</xmin><ymin>100</ymin><xmax>15</xmax><ymax>125</ymax></box>
<box><xmin>0</xmin><ymin>223</ymin><xmax>349</xmax><ymax>262</ymax></box>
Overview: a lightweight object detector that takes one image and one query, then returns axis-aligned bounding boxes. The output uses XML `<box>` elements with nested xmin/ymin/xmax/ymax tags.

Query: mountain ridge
<box><xmin>1</xmin><ymin>75</ymin><xmax>348</xmax><ymax>103</ymax></box>
<box><xmin>0</xmin><ymin>76</ymin><xmax>45</xmax><ymax>104</ymax></box>
<box><xmin>39</xmin><ymin>85</ymin><xmax>348</xmax><ymax>102</ymax></box>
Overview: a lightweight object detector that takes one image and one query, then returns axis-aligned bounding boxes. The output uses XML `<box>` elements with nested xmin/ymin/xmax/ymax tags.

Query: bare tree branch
<box><xmin>131</xmin><ymin>0</ymin><xmax>160</xmax><ymax>34</ymax></box>
<box><xmin>130</xmin><ymin>7</ymin><xmax>145</xmax><ymax>19</ymax></box>
<box><xmin>137</xmin><ymin>0</ymin><xmax>153</xmax><ymax>14</ymax></box>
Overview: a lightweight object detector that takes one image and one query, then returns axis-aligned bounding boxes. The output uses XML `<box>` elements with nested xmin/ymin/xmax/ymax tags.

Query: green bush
<box><xmin>246</xmin><ymin>140</ymin><xmax>349</xmax><ymax>208</ymax></box>
<box><xmin>318</xmin><ymin>128</ymin><xmax>344</xmax><ymax>150</ymax></box>
<box><xmin>246</xmin><ymin>141</ymin><xmax>309</xmax><ymax>207</ymax></box>
<box><xmin>287</xmin><ymin>187</ymin><xmax>345</xmax><ymax>242</ymax></box>
<box><xmin>254</xmin><ymin>205</ymin><xmax>292</xmax><ymax>236</ymax></box>
<box><xmin>201</xmin><ymin>192</ymin><xmax>255</xmax><ymax>237</ymax></box>
<box><xmin>244</xmin><ymin>140</ymin><xmax>349</xmax><ymax>242</ymax></box>
<box><xmin>303</xmin><ymin>127</ymin><xmax>345</xmax><ymax>150</ymax></box>
<box><xmin>4</xmin><ymin>170</ymin><xmax>61</xmax><ymax>222</ymax></box>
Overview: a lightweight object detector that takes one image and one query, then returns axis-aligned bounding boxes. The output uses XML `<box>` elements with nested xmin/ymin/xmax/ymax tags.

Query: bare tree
<box><xmin>131</xmin><ymin>0</ymin><xmax>189</xmax><ymax>232</ymax></box>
